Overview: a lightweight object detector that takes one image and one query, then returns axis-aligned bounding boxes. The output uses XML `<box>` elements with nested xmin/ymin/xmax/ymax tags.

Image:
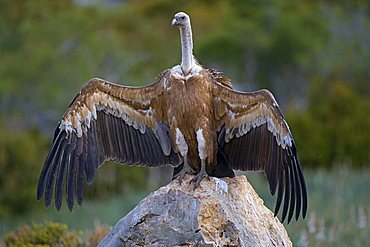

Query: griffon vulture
<box><xmin>37</xmin><ymin>12</ymin><xmax>307</xmax><ymax>223</ymax></box>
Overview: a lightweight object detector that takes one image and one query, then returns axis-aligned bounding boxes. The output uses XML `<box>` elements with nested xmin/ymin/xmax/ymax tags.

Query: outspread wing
<box><xmin>214</xmin><ymin>83</ymin><xmax>307</xmax><ymax>223</ymax></box>
<box><xmin>37</xmin><ymin>75</ymin><xmax>180</xmax><ymax>211</ymax></box>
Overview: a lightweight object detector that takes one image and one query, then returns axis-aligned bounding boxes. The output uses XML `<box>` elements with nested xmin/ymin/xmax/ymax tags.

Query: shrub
<box><xmin>287</xmin><ymin>80</ymin><xmax>370</xmax><ymax>168</ymax></box>
<box><xmin>3</xmin><ymin>222</ymin><xmax>83</xmax><ymax>247</ymax></box>
<box><xmin>0</xmin><ymin>126</ymin><xmax>48</xmax><ymax>217</ymax></box>
<box><xmin>3</xmin><ymin>221</ymin><xmax>111</xmax><ymax>247</ymax></box>
<box><xmin>86</xmin><ymin>225</ymin><xmax>111</xmax><ymax>247</ymax></box>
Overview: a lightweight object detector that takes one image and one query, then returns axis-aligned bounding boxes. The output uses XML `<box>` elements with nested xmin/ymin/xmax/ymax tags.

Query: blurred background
<box><xmin>0</xmin><ymin>0</ymin><xmax>369</xmax><ymax>245</ymax></box>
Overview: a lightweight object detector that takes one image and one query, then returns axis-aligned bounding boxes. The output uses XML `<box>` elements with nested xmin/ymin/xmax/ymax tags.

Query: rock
<box><xmin>98</xmin><ymin>175</ymin><xmax>292</xmax><ymax>247</ymax></box>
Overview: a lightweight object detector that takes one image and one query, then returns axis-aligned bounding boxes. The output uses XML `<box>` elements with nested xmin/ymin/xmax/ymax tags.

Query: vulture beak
<box><xmin>172</xmin><ymin>17</ymin><xmax>179</xmax><ymax>27</ymax></box>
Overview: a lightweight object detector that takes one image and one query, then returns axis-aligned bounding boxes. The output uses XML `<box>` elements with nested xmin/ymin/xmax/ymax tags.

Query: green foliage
<box><xmin>0</xmin><ymin>0</ymin><xmax>369</xmax><ymax>218</ymax></box>
<box><xmin>2</xmin><ymin>169</ymin><xmax>370</xmax><ymax>246</ymax></box>
<box><xmin>0</xmin><ymin>191</ymin><xmax>148</xmax><ymax>237</ymax></box>
<box><xmin>86</xmin><ymin>225</ymin><xmax>111</xmax><ymax>247</ymax></box>
<box><xmin>0</xmin><ymin>122</ymin><xmax>147</xmax><ymax>217</ymax></box>
<box><xmin>86</xmin><ymin>164</ymin><xmax>148</xmax><ymax>199</ymax></box>
<box><xmin>0</xmin><ymin>125</ymin><xmax>48</xmax><ymax>217</ymax></box>
<box><xmin>2</xmin><ymin>221</ymin><xmax>110</xmax><ymax>246</ymax></box>
<box><xmin>3</xmin><ymin>221</ymin><xmax>83</xmax><ymax>247</ymax></box>
<box><xmin>287</xmin><ymin>80</ymin><xmax>370</xmax><ymax>167</ymax></box>
<box><xmin>196</xmin><ymin>0</ymin><xmax>327</xmax><ymax>93</ymax></box>
<box><xmin>247</xmin><ymin>167</ymin><xmax>370</xmax><ymax>246</ymax></box>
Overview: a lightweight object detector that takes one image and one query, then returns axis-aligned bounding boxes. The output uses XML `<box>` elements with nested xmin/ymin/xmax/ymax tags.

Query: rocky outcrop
<box><xmin>99</xmin><ymin>175</ymin><xmax>292</xmax><ymax>247</ymax></box>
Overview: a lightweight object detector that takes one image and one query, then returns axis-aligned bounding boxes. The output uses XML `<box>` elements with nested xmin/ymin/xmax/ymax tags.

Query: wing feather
<box><xmin>45</xmin><ymin>135</ymin><xmax>68</xmax><ymax>208</ymax></box>
<box><xmin>287</xmin><ymin>160</ymin><xmax>296</xmax><ymax>223</ymax></box>
<box><xmin>129</xmin><ymin>125</ymin><xmax>141</xmax><ymax>165</ymax></box>
<box><xmin>298</xmin><ymin>157</ymin><xmax>308</xmax><ymax>217</ymax></box>
<box><xmin>37</xmin><ymin>129</ymin><xmax>64</xmax><ymax>200</ymax></box>
<box><xmin>281</xmin><ymin>161</ymin><xmax>290</xmax><ymax>223</ymax></box>
<box><xmin>214</xmin><ymin>83</ymin><xmax>307</xmax><ymax>222</ymax></box>
<box><xmin>86</xmin><ymin>122</ymin><xmax>99</xmax><ymax>183</ymax></box>
<box><xmin>76</xmin><ymin>133</ymin><xmax>87</xmax><ymax>205</ymax></box>
<box><xmin>274</xmin><ymin>165</ymin><xmax>285</xmax><ymax>217</ymax></box>
<box><xmin>37</xmin><ymin>77</ymin><xmax>180</xmax><ymax>210</ymax></box>
<box><xmin>113</xmin><ymin>115</ymin><xmax>126</xmax><ymax>162</ymax></box>
<box><xmin>55</xmin><ymin>143</ymin><xmax>72</xmax><ymax>210</ymax></box>
<box><xmin>267</xmin><ymin>134</ymin><xmax>278</xmax><ymax>195</ymax></box>
<box><xmin>142</xmin><ymin>130</ymin><xmax>154</xmax><ymax>165</ymax></box>
<box><xmin>292</xmin><ymin>155</ymin><xmax>302</xmax><ymax>220</ymax></box>
<box><xmin>66</xmin><ymin>147</ymin><xmax>77</xmax><ymax>210</ymax></box>
<box><xmin>121</xmin><ymin>120</ymin><xmax>133</xmax><ymax>164</ymax></box>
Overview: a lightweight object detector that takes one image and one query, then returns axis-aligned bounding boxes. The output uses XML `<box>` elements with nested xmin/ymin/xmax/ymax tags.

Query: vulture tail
<box><xmin>211</xmin><ymin>144</ymin><xmax>235</xmax><ymax>178</ymax></box>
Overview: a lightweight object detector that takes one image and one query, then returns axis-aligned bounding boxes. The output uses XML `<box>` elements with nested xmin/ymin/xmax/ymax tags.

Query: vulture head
<box><xmin>172</xmin><ymin>12</ymin><xmax>190</xmax><ymax>28</ymax></box>
<box><xmin>171</xmin><ymin>11</ymin><xmax>198</xmax><ymax>76</ymax></box>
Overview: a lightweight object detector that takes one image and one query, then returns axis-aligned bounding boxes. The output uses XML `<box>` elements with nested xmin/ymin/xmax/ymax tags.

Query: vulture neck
<box><xmin>179</xmin><ymin>24</ymin><xmax>194</xmax><ymax>75</ymax></box>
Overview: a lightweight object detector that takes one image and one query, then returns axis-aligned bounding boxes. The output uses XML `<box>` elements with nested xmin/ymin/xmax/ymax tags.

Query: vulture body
<box><xmin>37</xmin><ymin>12</ymin><xmax>307</xmax><ymax>223</ymax></box>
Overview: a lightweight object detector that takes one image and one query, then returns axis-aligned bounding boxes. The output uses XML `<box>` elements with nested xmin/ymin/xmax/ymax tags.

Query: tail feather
<box><xmin>172</xmin><ymin>144</ymin><xmax>235</xmax><ymax>179</ymax></box>
<box><xmin>210</xmin><ymin>145</ymin><xmax>235</xmax><ymax>178</ymax></box>
<box><xmin>172</xmin><ymin>164</ymin><xmax>183</xmax><ymax>179</ymax></box>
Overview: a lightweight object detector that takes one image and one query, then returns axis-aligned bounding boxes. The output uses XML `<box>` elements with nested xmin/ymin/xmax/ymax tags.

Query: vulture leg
<box><xmin>190</xmin><ymin>158</ymin><xmax>209</xmax><ymax>189</ymax></box>
<box><xmin>174</xmin><ymin>156</ymin><xmax>195</xmax><ymax>184</ymax></box>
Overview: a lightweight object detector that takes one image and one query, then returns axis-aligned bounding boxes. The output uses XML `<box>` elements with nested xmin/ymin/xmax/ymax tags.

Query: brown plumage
<box><xmin>37</xmin><ymin>12</ymin><xmax>307</xmax><ymax>223</ymax></box>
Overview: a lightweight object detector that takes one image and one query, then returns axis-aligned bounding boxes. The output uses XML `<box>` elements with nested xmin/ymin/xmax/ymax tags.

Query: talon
<box><xmin>189</xmin><ymin>170</ymin><xmax>208</xmax><ymax>189</ymax></box>
<box><xmin>173</xmin><ymin>156</ymin><xmax>194</xmax><ymax>185</ymax></box>
<box><xmin>175</xmin><ymin>170</ymin><xmax>188</xmax><ymax>185</ymax></box>
<box><xmin>189</xmin><ymin>158</ymin><xmax>208</xmax><ymax>189</ymax></box>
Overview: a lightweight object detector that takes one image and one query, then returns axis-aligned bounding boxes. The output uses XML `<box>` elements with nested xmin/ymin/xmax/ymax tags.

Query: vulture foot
<box><xmin>190</xmin><ymin>159</ymin><xmax>208</xmax><ymax>189</ymax></box>
<box><xmin>175</xmin><ymin>168</ymin><xmax>195</xmax><ymax>185</ymax></box>
<box><xmin>174</xmin><ymin>157</ymin><xmax>195</xmax><ymax>185</ymax></box>
<box><xmin>190</xmin><ymin>170</ymin><xmax>209</xmax><ymax>190</ymax></box>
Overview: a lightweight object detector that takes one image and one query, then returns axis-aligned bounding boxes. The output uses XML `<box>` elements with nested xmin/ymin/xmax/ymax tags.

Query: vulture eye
<box><xmin>181</xmin><ymin>16</ymin><xmax>185</xmax><ymax>20</ymax></box>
